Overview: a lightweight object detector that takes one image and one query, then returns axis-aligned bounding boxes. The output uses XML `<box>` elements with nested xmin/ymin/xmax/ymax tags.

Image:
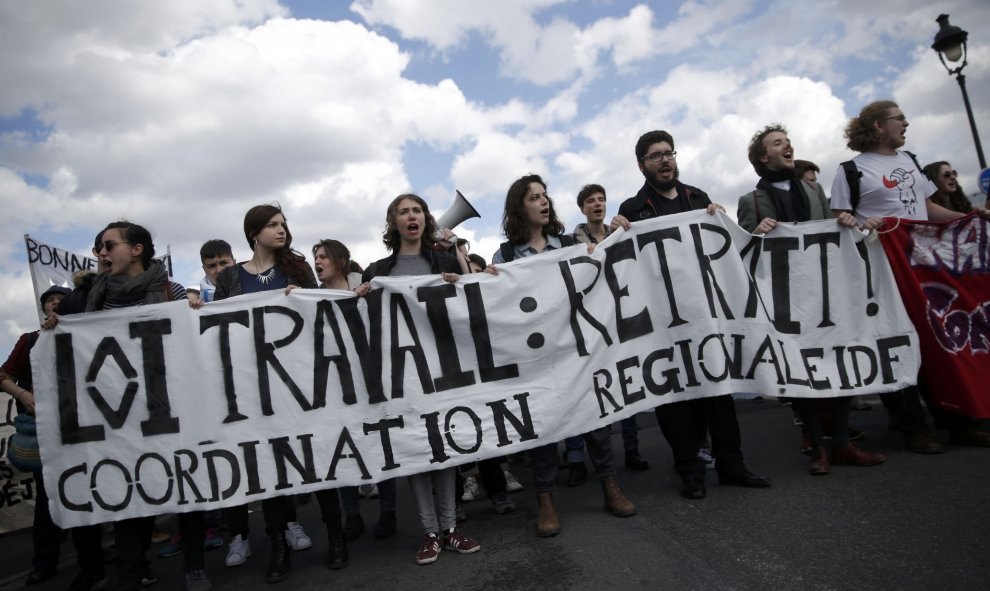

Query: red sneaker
<box><xmin>442</xmin><ymin>528</ymin><xmax>480</xmax><ymax>554</ymax></box>
<box><xmin>415</xmin><ymin>533</ymin><xmax>442</xmax><ymax>565</ymax></box>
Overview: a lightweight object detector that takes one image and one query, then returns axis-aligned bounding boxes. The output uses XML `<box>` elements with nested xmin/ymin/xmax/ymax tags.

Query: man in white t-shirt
<box><xmin>830</xmin><ymin>100</ymin><xmax>973</xmax><ymax>227</ymax></box>
<box><xmin>831</xmin><ymin>100</ymin><xmax>990</xmax><ymax>453</ymax></box>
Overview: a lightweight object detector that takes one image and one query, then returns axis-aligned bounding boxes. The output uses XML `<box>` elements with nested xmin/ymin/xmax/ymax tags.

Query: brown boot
<box><xmin>602</xmin><ymin>477</ymin><xmax>636</xmax><ymax>517</ymax></box>
<box><xmin>832</xmin><ymin>442</ymin><xmax>885</xmax><ymax>466</ymax></box>
<box><xmin>808</xmin><ymin>446</ymin><xmax>830</xmax><ymax>475</ymax></box>
<box><xmin>536</xmin><ymin>492</ymin><xmax>560</xmax><ymax>537</ymax></box>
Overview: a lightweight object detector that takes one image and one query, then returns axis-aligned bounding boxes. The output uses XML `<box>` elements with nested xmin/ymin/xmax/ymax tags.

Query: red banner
<box><xmin>879</xmin><ymin>214</ymin><xmax>990</xmax><ymax>417</ymax></box>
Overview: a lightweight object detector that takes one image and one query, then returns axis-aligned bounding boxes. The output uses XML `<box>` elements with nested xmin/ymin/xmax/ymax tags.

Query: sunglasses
<box><xmin>95</xmin><ymin>240</ymin><xmax>131</xmax><ymax>253</ymax></box>
<box><xmin>941</xmin><ymin>170</ymin><xmax>958</xmax><ymax>179</ymax></box>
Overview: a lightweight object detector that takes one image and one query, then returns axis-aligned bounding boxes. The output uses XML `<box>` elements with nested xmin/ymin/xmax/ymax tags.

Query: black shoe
<box><xmin>141</xmin><ymin>566</ymin><xmax>158</xmax><ymax>587</ymax></box>
<box><xmin>624</xmin><ymin>449</ymin><xmax>650</xmax><ymax>471</ymax></box>
<box><xmin>343</xmin><ymin>513</ymin><xmax>364</xmax><ymax>541</ymax></box>
<box><xmin>68</xmin><ymin>570</ymin><xmax>107</xmax><ymax>591</ymax></box>
<box><xmin>372</xmin><ymin>511</ymin><xmax>397</xmax><ymax>539</ymax></box>
<box><xmin>265</xmin><ymin>533</ymin><xmax>290</xmax><ymax>584</ymax></box>
<box><xmin>326</xmin><ymin>522</ymin><xmax>349</xmax><ymax>570</ymax></box>
<box><xmin>567</xmin><ymin>462</ymin><xmax>588</xmax><ymax>487</ymax></box>
<box><xmin>718</xmin><ymin>470</ymin><xmax>771</xmax><ymax>488</ymax></box>
<box><xmin>680</xmin><ymin>476</ymin><xmax>706</xmax><ymax>499</ymax></box>
<box><xmin>25</xmin><ymin>567</ymin><xmax>57</xmax><ymax>585</ymax></box>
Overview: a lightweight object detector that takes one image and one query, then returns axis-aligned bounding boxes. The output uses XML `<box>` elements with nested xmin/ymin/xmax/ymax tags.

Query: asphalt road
<box><xmin>2</xmin><ymin>397</ymin><xmax>987</xmax><ymax>591</ymax></box>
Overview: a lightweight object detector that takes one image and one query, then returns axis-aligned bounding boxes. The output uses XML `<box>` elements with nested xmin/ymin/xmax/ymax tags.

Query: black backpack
<box><xmin>840</xmin><ymin>150</ymin><xmax>926</xmax><ymax>212</ymax></box>
<box><xmin>498</xmin><ymin>234</ymin><xmax>578</xmax><ymax>263</ymax></box>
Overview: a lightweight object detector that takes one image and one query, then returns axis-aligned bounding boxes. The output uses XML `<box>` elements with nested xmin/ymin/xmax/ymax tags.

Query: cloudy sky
<box><xmin>1</xmin><ymin>0</ymin><xmax>988</xmax><ymax>354</ymax></box>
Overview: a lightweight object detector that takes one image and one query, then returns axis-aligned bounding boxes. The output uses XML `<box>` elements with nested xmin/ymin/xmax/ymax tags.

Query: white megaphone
<box><xmin>436</xmin><ymin>190</ymin><xmax>480</xmax><ymax>231</ymax></box>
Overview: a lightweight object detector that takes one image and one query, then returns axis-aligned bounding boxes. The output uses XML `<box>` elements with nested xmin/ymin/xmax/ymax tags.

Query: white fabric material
<box><xmin>32</xmin><ymin>211</ymin><xmax>919</xmax><ymax>527</ymax></box>
<box><xmin>830</xmin><ymin>151</ymin><xmax>937</xmax><ymax>223</ymax></box>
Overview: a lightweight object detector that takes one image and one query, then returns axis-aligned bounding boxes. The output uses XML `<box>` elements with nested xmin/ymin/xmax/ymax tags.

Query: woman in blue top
<box><xmin>215</xmin><ymin>204</ymin><xmax>347</xmax><ymax>582</ymax></box>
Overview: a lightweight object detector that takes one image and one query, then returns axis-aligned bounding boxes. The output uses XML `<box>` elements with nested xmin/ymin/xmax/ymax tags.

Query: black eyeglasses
<box><xmin>941</xmin><ymin>170</ymin><xmax>958</xmax><ymax>179</ymax></box>
<box><xmin>642</xmin><ymin>150</ymin><xmax>677</xmax><ymax>162</ymax></box>
<box><xmin>96</xmin><ymin>240</ymin><xmax>130</xmax><ymax>253</ymax></box>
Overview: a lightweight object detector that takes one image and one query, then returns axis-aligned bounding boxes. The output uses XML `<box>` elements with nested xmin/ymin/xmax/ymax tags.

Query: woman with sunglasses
<box><xmin>83</xmin><ymin>221</ymin><xmax>191</xmax><ymax>591</ymax></box>
<box><xmin>923</xmin><ymin>161</ymin><xmax>973</xmax><ymax>215</ymax></box>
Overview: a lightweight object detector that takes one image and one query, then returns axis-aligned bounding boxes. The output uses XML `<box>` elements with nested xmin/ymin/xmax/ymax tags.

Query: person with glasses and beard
<box><xmin>610</xmin><ymin>130</ymin><xmax>771</xmax><ymax>500</ymax></box>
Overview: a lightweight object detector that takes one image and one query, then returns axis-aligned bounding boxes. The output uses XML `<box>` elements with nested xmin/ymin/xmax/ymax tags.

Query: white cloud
<box><xmin>2</xmin><ymin>0</ymin><xmax>988</xmax><ymax>359</ymax></box>
<box><xmin>351</xmin><ymin>0</ymin><xmax>753</xmax><ymax>85</ymax></box>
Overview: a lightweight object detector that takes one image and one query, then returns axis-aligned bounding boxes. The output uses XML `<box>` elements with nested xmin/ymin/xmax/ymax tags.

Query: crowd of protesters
<box><xmin>3</xmin><ymin>99</ymin><xmax>988</xmax><ymax>591</ymax></box>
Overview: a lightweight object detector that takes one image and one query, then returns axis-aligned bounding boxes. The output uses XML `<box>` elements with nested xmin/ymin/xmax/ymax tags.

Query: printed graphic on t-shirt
<box><xmin>882</xmin><ymin>167</ymin><xmax>919</xmax><ymax>216</ymax></box>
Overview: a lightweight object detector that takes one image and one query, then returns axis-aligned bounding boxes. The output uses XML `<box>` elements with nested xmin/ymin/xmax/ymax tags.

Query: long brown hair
<box><xmin>923</xmin><ymin>161</ymin><xmax>972</xmax><ymax>214</ymax></box>
<box><xmin>501</xmin><ymin>174</ymin><xmax>564</xmax><ymax>244</ymax></box>
<box><xmin>382</xmin><ymin>194</ymin><xmax>438</xmax><ymax>251</ymax></box>
<box><xmin>845</xmin><ymin>100</ymin><xmax>898</xmax><ymax>152</ymax></box>
<box><xmin>243</xmin><ymin>203</ymin><xmax>312</xmax><ymax>286</ymax></box>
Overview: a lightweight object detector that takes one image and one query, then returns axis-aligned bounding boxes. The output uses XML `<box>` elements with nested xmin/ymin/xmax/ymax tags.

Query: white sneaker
<box><xmin>461</xmin><ymin>476</ymin><xmax>480</xmax><ymax>502</ymax></box>
<box><xmin>503</xmin><ymin>470</ymin><xmax>523</xmax><ymax>493</ymax></box>
<box><xmin>697</xmin><ymin>448</ymin><xmax>716</xmax><ymax>470</ymax></box>
<box><xmin>285</xmin><ymin>522</ymin><xmax>313</xmax><ymax>551</ymax></box>
<box><xmin>225</xmin><ymin>534</ymin><xmax>251</xmax><ymax>567</ymax></box>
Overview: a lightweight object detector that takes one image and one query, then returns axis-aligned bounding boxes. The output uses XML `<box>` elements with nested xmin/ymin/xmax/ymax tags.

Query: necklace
<box><xmin>255</xmin><ymin>266</ymin><xmax>277</xmax><ymax>285</ymax></box>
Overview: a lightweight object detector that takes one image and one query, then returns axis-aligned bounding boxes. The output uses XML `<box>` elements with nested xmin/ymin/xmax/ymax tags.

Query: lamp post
<box><xmin>932</xmin><ymin>13</ymin><xmax>986</xmax><ymax>169</ymax></box>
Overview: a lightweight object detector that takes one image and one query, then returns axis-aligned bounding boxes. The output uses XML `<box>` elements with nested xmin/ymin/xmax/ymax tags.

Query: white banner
<box><xmin>32</xmin><ymin>211</ymin><xmax>919</xmax><ymax>527</ymax></box>
<box><xmin>25</xmin><ymin>234</ymin><xmax>173</xmax><ymax>322</ymax></box>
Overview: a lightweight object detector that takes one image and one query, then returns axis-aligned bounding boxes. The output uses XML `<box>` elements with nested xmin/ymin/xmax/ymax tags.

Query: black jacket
<box><xmin>362</xmin><ymin>248</ymin><xmax>461</xmax><ymax>282</ymax></box>
<box><xmin>617</xmin><ymin>181</ymin><xmax>711</xmax><ymax>220</ymax></box>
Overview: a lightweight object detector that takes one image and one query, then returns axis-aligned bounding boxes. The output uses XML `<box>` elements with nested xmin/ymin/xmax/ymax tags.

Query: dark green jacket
<box><xmin>736</xmin><ymin>180</ymin><xmax>831</xmax><ymax>233</ymax></box>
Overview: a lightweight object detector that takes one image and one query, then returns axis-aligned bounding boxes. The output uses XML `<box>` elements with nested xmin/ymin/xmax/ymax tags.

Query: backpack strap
<box><xmin>164</xmin><ymin>281</ymin><xmax>173</xmax><ymax>302</ymax></box>
<box><xmin>751</xmin><ymin>190</ymin><xmax>762</xmax><ymax>223</ymax></box>
<box><xmin>840</xmin><ymin>160</ymin><xmax>861</xmax><ymax>212</ymax></box>
<box><xmin>904</xmin><ymin>150</ymin><xmax>927</xmax><ymax>179</ymax></box>
<box><xmin>498</xmin><ymin>242</ymin><xmax>515</xmax><ymax>263</ymax></box>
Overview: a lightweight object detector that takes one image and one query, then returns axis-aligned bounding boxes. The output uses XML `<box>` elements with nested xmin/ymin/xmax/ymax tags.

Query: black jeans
<box><xmin>656</xmin><ymin>395</ymin><xmax>745</xmax><ymax>479</ymax></box>
<box><xmin>113</xmin><ymin>516</ymin><xmax>154</xmax><ymax>591</ymax></box>
<box><xmin>31</xmin><ymin>470</ymin><xmax>61</xmax><ymax>573</ymax></box>
<box><xmin>880</xmin><ymin>385</ymin><xmax>931</xmax><ymax>434</ymax></box>
<box><xmin>224</xmin><ymin>496</ymin><xmax>291</xmax><ymax>539</ymax></box>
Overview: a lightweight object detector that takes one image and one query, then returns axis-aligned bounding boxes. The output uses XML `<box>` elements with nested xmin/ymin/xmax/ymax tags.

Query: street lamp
<box><xmin>932</xmin><ymin>13</ymin><xmax>986</xmax><ymax>169</ymax></box>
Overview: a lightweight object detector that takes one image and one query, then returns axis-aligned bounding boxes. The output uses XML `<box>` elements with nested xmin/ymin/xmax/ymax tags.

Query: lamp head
<box><xmin>932</xmin><ymin>14</ymin><xmax>968</xmax><ymax>64</ymax></box>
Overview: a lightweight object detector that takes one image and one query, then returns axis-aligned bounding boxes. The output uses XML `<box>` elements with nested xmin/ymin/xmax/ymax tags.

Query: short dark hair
<box><xmin>200</xmin><ymin>239</ymin><xmax>233</xmax><ymax>261</ymax></box>
<box><xmin>747</xmin><ymin>123</ymin><xmax>787</xmax><ymax>176</ymax></box>
<box><xmin>794</xmin><ymin>159</ymin><xmax>819</xmax><ymax>178</ymax></box>
<box><xmin>576</xmin><ymin>184</ymin><xmax>606</xmax><ymax>208</ymax></box>
<box><xmin>101</xmin><ymin>221</ymin><xmax>155</xmax><ymax>269</ymax></box>
<box><xmin>635</xmin><ymin>130</ymin><xmax>675</xmax><ymax>161</ymax></box>
<box><xmin>501</xmin><ymin>174</ymin><xmax>565</xmax><ymax>244</ymax></box>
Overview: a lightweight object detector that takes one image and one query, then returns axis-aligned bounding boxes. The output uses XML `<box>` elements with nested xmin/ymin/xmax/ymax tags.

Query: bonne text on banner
<box><xmin>32</xmin><ymin>211</ymin><xmax>919</xmax><ymax>527</ymax></box>
<box><xmin>879</xmin><ymin>214</ymin><xmax>990</xmax><ymax>417</ymax></box>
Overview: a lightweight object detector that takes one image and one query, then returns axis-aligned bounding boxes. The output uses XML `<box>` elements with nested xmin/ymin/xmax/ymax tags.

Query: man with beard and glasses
<box><xmin>610</xmin><ymin>130</ymin><xmax>771</xmax><ymax>500</ymax></box>
<box><xmin>737</xmin><ymin>124</ymin><xmax>883</xmax><ymax>476</ymax></box>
